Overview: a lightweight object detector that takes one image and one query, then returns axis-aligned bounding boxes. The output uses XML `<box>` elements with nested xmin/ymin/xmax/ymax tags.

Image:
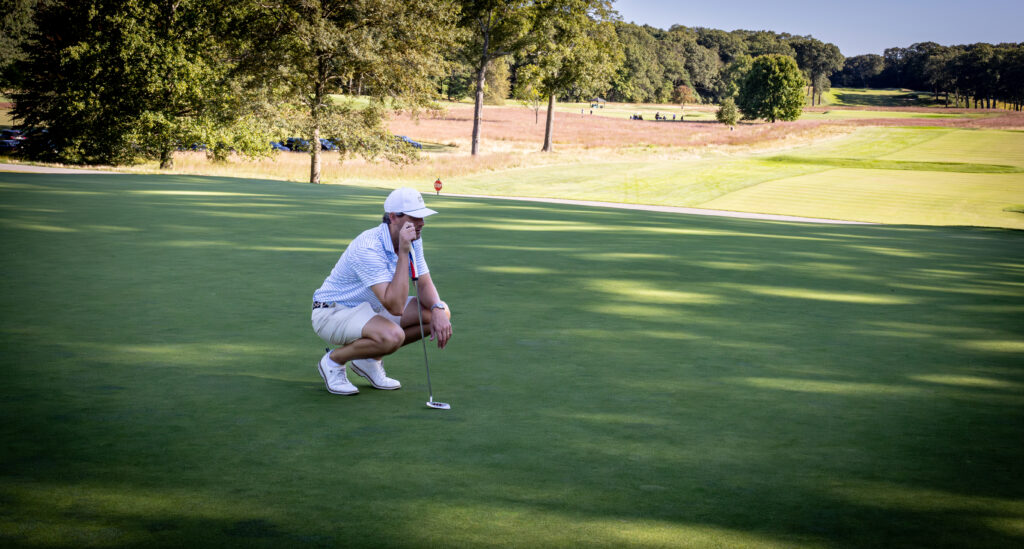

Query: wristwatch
<box><xmin>431</xmin><ymin>302</ymin><xmax>447</xmax><ymax>311</ymax></box>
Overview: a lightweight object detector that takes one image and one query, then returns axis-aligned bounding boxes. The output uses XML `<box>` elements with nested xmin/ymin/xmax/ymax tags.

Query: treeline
<box><xmin>836</xmin><ymin>42</ymin><xmax>1024</xmax><ymax>109</ymax></box>
<box><xmin>2</xmin><ymin>0</ymin><xmax>1021</xmax><ymax>178</ymax></box>
<box><xmin>443</xmin><ymin>22</ymin><xmax>844</xmax><ymax>107</ymax></box>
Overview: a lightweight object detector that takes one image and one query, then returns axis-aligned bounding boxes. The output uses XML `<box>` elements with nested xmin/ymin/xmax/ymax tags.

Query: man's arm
<box><xmin>416</xmin><ymin>273</ymin><xmax>453</xmax><ymax>349</ymax></box>
<box><xmin>369</xmin><ymin>222</ymin><xmax>416</xmax><ymax>315</ymax></box>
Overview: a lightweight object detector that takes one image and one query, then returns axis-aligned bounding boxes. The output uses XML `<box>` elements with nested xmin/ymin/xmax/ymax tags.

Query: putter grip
<box><xmin>409</xmin><ymin>251</ymin><xmax>418</xmax><ymax>280</ymax></box>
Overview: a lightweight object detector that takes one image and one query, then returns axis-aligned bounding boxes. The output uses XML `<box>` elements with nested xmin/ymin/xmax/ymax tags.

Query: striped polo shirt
<box><xmin>313</xmin><ymin>223</ymin><xmax>429</xmax><ymax>311</ymax></box>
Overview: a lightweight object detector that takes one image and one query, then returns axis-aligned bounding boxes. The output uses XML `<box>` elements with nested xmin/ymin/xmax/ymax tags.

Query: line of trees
<box><xmin>3</xmin><ymin>1</ymin><xmax>1020</xmax><ymax>177</ymax></box>
<box><xmin>468</xmin><ymin>23</ymin><xmax>844</xmax><ymax>109</ymax></box>
<box><xmin>835</xmin><ymin>42</ymin><xmax>1024</xmax><ymax>110</ymax></box>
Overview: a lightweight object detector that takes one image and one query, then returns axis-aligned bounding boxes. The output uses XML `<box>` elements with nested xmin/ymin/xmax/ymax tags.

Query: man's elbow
<box><xmin>384</xmin><ymin>302</ymin><xmax>405</xmax><ymax>316</ymax></box>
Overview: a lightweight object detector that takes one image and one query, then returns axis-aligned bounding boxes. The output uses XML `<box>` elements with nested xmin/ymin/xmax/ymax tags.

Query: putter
<box><xmin>410</xmin><ymin>251</ymin><xmax>450</xmax><ymax>410</ymax></box>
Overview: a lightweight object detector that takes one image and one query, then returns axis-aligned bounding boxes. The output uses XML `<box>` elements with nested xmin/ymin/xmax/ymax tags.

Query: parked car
<box><xmin>0</xmin><ymin>129</ymin><xmax>26</xmax><ymax>142</ymax></box>
<box><xmin>319</xmin><ymin>138</ymin><xmax>338</xmax><ymax>151</ymax></box>
<box><xmin>395</xmin><ymin>135</ymin><xmax>422</xmax><ymax>149</ymax></box>
<box><xmin>285</xmin><ymin>137</ymin><xmax>310</xmax><ymax>152</ymax></box>
<box><xmin>269</xmin><ymin>141</ymin><xmax>289</xmax><ymax>151</ymax></box>
<box><xmin>0</xmin><ymin>138</ymin><xmax>19</xmax><ymax>152</ymax></box>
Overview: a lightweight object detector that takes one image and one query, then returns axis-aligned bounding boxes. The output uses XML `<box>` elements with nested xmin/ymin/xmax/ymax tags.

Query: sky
<box><xmin>613</xmin><ymin>0</ymin><xmax>1023</xmax><ymax>57</ymax></box>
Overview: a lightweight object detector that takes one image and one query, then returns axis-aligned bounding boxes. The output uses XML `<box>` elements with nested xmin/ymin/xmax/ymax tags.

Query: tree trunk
<box><xmin>310</xmin><ymin>125</ymin><xmax>322</xmax><ymax>184</ymax></box>
<box><xmin>159</xmin><ymin>147</ymin><xmax>173</xmax><ymax>170</ymax></box>
<box><xmin>471</xmin><ymin>60</ymin><xmax>487</xmax><ymax>156</ymax></box>
<box><xmin>542</xmin><ymin>94</ymin><xmax>555</xmax><ymax>152</ymax></box>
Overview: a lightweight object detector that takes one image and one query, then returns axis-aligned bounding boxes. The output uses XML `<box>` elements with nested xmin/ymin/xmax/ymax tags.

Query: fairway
<box><xmin>705</xmin><ymin>128</ymin><xmax>1024</xmax><ymax>227</ymax></box>
<box><xmin>2</xmin><ymin>172</ymin><xmax>1022</xmax><ymax>548</ymax></box>
<box><xmin>445</xmin><ymin>127</ymin><xmax>1024</xmax><ymax>229</ymax></box>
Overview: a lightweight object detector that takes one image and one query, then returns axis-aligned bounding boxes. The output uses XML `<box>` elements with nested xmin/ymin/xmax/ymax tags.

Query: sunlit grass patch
<box><xmin>765</xmin><ymin>155</ymin><xmax>1022</xmax><ymax>173</ymax></box>
<box><xmin>701</xmin><ymin>168</ymin><xmax>1024</xmax><ymax>229</ymax></box>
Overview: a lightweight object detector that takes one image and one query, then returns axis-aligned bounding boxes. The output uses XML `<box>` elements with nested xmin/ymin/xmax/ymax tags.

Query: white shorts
<box><xmin>311</xmin><ymin>297</ymin><xmax>413</xmax><ymax>347</ymax></box>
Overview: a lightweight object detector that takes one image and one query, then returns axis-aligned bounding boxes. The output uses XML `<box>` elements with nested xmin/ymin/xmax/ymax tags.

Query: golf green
<box><xmin>1</xmin><ymin>173</ymin><xmax>1022</xmax><ymax>548</ymax></box>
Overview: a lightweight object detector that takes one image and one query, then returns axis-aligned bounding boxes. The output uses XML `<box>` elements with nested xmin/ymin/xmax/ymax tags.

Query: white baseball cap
<box><xmin>384</xmin><ymin>187</ymin><xmax>437</xmax><ymax>218</ymax></box>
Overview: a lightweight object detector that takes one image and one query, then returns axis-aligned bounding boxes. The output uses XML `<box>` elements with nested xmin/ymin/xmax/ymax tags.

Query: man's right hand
<box><xmin>398</xmin><ymin>222</ymin><xmax>416</xmax><ymax>252</ymax></box>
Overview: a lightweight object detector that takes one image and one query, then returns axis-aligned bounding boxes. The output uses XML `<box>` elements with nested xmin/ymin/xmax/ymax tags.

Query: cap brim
<box><xmin>403</xmin><ymin>207</ymin><xmax>437</xmax><ymax>217</ymax></box>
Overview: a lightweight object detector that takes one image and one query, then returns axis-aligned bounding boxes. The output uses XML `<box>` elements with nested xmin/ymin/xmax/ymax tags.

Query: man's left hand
<box><xmin>431</xmin><ymin>308</ymin><xmax>453</xmax><ymax>349</ymax></box>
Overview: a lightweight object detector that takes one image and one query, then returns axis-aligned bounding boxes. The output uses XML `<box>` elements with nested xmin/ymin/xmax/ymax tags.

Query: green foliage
<box><xmin>716</xmin><ymin>54</ymin><xmax>753</xmax><ymax>99</ymax></box>
<box><xmin>459</xmin><ymin>0</ymin><xmax>538</xmax><ymax>154</ymax></box>
<box><xmin>516</xmin><ymin>0</ymin><xmax>621</xmax><ymax>150</ymax></box>
<box><xmin>715</xmin><ymin>97</ymin><xmax>738</xmax><ymax>126</ymax></box>
<box><xmin>484</xmin><ymin>58</ymin><xmax>510</xmax><ymax>105</ymax></box>
<box><xmin>790</xmin><ymin>37</ymin><xmax>843</xmax><ymax>105</ymax></box>
<box><xmin>254</xmin><ymin>0</ymin><xmax>458</xmax><ymax>181</ymax></box>
<box><xmin>736</xmin><ymin>54</ymin><xmax>807</xmax><ymax>122</ymax></box>
<box><xmin>837</xmin><ymin>54</ymin><xmax>885</xmax><ymax>87</ymax></box>
<box><xmin>609</xmin><ymin>22</ymin><xmax>667</xmax><ymax>102</ymax></box>
<box><xmin>11</xmin><ymin>0</ymin><xmax>272</xmax><ymax>167</ymax></box>
<box><xmin>0</xmin><ymin>0</ymin><xmax>42</xmax><ymax>92</ymax></box>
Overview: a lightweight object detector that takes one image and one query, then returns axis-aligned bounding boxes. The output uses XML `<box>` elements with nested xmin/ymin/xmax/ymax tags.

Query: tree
<box><xmin>736</xmin><ymin>54</ymin><xmax>806</xmax><ymax>122</ymax></box>
<box><xmin>837</xmin><ymin>54</ymin><xmax>884</xmax><ymax>87</ymax></box>
<box><xmin>0</xmin><ymin>0</ymin><xmax>43</xmax><ymax>93</ymax></box>
<box><xmin>715</xmin><ymin>54</ymin><xmax>753</xmax><ymax>100</ymax></box>
<box><xmin>459</xmin><ymin>0</ymin><xmax>536</xmax><ymax>155</ymax></box>
<box><xmin>255</xmin><ymin>0</ymin><xmax>457</xmax><ymax>183</ymax></box>
<box><xmin>673</xmin><ymin>84</ymin><xmax>698</xmax><ymax>105</ymax></box>
<box><xmin>484</xmin><ymin>57</ymin><xmax>511</xmax><ymax>105</ymax></box>
<box><xmin>11</xmin><ymin>0</ymin><xmax>270</xmax><ymax>167</ymax></box>
<box><xmin>715</xmin><ymin>97</ymin><xmax>738</xmax><ymax>126</ymax></box>
<box><xmin>922</xmin><ymin>46</ymin><xmax>956</xmax><ymax>105</ymax></box>
<box><xmin>741</xmin><ymin>30</ymin><xmax>795</xmax><ymax>58</ymax></box>
<box><xmin>693</xmin><ymin>27</ymin><xmax>747</xmax><ymax>64</ymax></box>
<box><xmin>790</xmin><ymin>37</ymin><xmax>843</xmax><ymax>105</ymax></box>
<box><xmin>608</xmin><ymin>22</ymin><xmax>666</xmax><ymax>102</ymax></box>
<box><xmin>513</xmin><ymin>77</ymin><xmax>545</xmax><ymax>124</ymax></box>
<box><xmin>519</xmin><ymin>0</ymin><xmax>620</xmax><ymax>152</ymax></box>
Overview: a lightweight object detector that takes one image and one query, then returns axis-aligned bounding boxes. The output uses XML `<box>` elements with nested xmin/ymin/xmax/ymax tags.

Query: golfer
<box><xmin>311</xmin><ymin>187</ymin><xmax>453</xmax><ymax>395</ymax></box>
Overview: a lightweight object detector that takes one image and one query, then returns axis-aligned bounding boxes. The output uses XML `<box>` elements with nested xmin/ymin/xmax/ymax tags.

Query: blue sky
<box><xmin>613</xmin><ymin>0</ymin><xmax>1023</xmax><ymax>56</ymax></box>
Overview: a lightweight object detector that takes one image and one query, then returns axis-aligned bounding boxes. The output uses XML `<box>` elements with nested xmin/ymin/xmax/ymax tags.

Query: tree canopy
<box><xmin>519</xmin><ymin>0</ymin><xmax>621</xmax><ymax>152</ymax></box>
<box><xmin>736</xmin><ymin>54</ymin><xmax>807</xmax><ymax>122</ymax></box>
<box><xmin>11</xmin><ymin>0</ymin><xmax>269</xmax><ymax>167</ymax></box>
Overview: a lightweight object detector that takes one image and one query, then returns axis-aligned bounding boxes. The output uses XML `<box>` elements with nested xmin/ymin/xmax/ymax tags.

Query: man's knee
<box><xmin>378</xmin><ymin>323</ymin><xmax>406</xmax><ymax>353</ymax></box>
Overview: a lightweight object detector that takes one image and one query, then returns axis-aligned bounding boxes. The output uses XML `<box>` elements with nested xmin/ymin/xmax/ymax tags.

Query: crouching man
<box><xmin>311</xmin><ymin>188</ymin><xmax>453</xmax><ymax>395</ymax></box>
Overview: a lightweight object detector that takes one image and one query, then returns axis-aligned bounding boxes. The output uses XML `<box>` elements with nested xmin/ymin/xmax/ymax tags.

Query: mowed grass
<box><xmin>704</xmin><ymin>128</ymin><xmax>1024</xmax><ymax>227</ymax></box>
<box><xmin>445</xmin><ymin>127</ymin><xmax>1024</xmax><ymax>229</ymax></box>
<box><xmin>1</xmin><ymin>173</ymin><xmax>1023</xmax><ymax>548</ymax></box>
<box><xmin>823</xmin><ymin>88</ymin><xmax>947</xmax><ymax>108</ymax></box>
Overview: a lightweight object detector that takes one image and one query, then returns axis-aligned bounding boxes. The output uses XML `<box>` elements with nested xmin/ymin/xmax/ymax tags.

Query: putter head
<box><xmin>426</xmin><ymin>399</ymin><xmax>450</xmax><ymax>410</ymax></box>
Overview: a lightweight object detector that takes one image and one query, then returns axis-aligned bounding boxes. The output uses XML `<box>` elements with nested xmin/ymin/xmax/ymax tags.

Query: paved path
<box><xmin>0</xmin><ymin>163</ymin><xmax>871</xmax><ymax>225</ymax></box>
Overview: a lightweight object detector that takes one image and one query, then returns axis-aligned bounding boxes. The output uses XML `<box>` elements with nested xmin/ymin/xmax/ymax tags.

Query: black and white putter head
<box><xmin>426</xmin><ymin>397</ymin><xmax>450</xmax><ymax>410</ymax></box>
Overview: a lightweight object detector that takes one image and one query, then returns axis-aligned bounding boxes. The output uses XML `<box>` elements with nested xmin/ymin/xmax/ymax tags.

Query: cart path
<box><xmin>0</xmin><ymin>163</ymin><xmax>872</xmax><ymax>225</ymax></box>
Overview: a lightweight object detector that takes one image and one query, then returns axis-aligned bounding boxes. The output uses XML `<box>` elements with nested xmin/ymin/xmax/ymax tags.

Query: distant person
<box><xmin>311</xmin><ymin>188</ymin><xmax>453</xmax><ymax>395</ymax></box>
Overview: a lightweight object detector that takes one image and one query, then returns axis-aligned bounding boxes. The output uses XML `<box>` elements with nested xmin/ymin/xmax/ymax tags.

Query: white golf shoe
<box><xmin>350</xmin><ymin>358</ymin><xmax>401</xmax><ymax>390</ymax></box>
<box><xmin>318</xmin><ymin>353</ymin><xmax>358</xmax><ymax>395</ymax></box>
